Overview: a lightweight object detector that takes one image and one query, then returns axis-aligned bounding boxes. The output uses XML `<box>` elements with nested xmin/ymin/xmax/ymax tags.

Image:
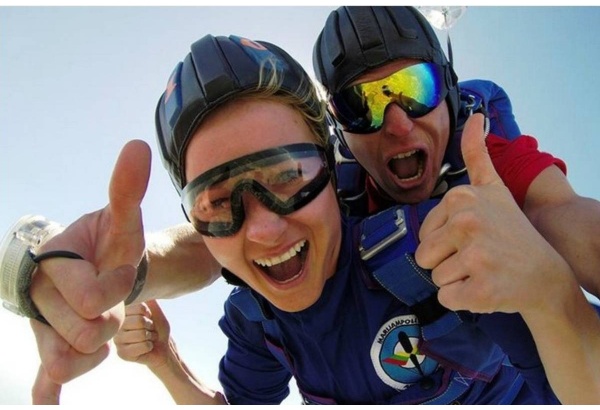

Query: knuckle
<box><xmin>44</xmin><ymin>357</ymin><xmax>73</xmax><ymax>385</ymax></box>
<box><xmin>78</xmin><ymin>288</ymin><xmax>107</xmax><ymax>319</ymax></box>
<box><xmin>414</xmin><ymin>245</ymin><xmax>432</xmax><ymax>269</ymax></box>
<box><xmin>70</xmin><ymin>318</ymin><xmax>119</xmax><ymax>354</ymax></box>
<box><xmin>444</xmin><ymin>186</ymin><xmax>475</xmax><ymax>207</ymax></box>
<box><xmin>449</xmin><ymin>210</ymin><xmax>483</xmax><ymax>235</ymax></box>
<box><xmin>436</xmin><ymin>288</ymin><xmax>456</xmax><ymax>311</ymax></box>
<box><xmin>430</xmin><ymin>268</ymin><xmax>443</xmax><ymax>287</ymax></box>
<box><xmin>116</xmin><ymin>347</ymin><xmax>130</xmax><ymax>361</ymax></box>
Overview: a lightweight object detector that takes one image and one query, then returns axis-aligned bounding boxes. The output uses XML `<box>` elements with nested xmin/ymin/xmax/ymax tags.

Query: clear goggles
<box><xmin>329</xmin><ymin>62</ymin><xmax>448</xmax><ymax>134</ymax></box>
<box><xmin>181</xmin><ymin>143</ymin><xmax>331</xmax><ymax>237</ymax></box>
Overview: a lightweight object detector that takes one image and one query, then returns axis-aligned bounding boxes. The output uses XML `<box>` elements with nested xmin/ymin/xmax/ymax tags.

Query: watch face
<box><xmin>0</xmin><ymin>215</ymin><xmax>63</xmax><ymax>316</ymax></box>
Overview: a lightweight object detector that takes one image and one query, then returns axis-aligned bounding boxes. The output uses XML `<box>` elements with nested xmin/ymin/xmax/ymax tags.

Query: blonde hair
<box><xmin>243</xmin><ymin>57</ymin><xmax>329</xmax><ymax>147</ymax></box>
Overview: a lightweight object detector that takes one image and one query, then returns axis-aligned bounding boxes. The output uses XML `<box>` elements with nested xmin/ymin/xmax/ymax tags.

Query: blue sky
<box><xmin>1</xmin><ymin>5</ymin><xmax>600</xmax><ymax>405</ymax></box>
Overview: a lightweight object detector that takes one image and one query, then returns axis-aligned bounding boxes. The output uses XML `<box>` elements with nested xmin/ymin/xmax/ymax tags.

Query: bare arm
<box><xmin>519</xmin><ymin>261</ymin><xmax>600</xmax><ymax>404</ymax></box>
<box><xmin>115</xmin><ymin>301</ymin><xmax>227</xmax><ymax>405</ymax></box>
<box><xmin>134</xmin><ymin>223</ymin><xmax>223</xmax><ymax>303</ymax></box>
<box><xmin>150</xmin><ymin>339</ymin><xmax>228</xmax><ymax>405</ymax></box>
<box><xmin>416</xmin><ymin>114</ymin><xmax>600</xmax><ymax>403</ymax></box>
<box><xmin>523</xmin><ymin>165</ymin><xmax>600</xmax><ymax>297</ymax></box>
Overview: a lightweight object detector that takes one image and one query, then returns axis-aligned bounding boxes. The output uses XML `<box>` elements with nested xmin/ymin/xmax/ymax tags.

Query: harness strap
<box><xmin>359</xmin><ymin>201</ymin><xmax>452</xmax><ymax>326</ymax></box>
<box><xmin>422</xmin><ymin>376</ymin><xmax>471</xmax><ymax>405</ymax></box>
<box><xmin>359</xmin><ymin>202</ymin><xmax>504</xmax><ymax>381</ymax></box>
<box><xmin>333</xmin><ymin>139</ymin><xmax>366</xmax><ymax>201</ymax></box>
<box><xmin>229</xmin><ymin>288</ymin><xmax>294</xmax><ymax>372</ymax></box>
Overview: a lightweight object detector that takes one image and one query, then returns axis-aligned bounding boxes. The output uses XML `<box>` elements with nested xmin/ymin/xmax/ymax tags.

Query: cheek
<box><xmin>426</xmin><ymin>104</ymin><xmax>451</xmax><ymax>155</ymax></box>
<box><xmin>307</xmin><ymin>188</ymin><xmax>342</xmax><ymax>252</ymax></box>
<box><xmin>344</xmin><ymin>134</ymin><xmax>377</xmax><ymax>167</ymax></box>
<box><xmin>204</xmin><ymin>238</ymin><xmax>243</xmax><ymax>271</ymax></box>
<box><xmin>437</xmin><ymin>104</ymin><xmax>451</xmax><ymax>144</ymax></box>
<box><xmin>307</xmin><ymin>185</ymin><xmax>339</xmax><ymax>217</ymax></box>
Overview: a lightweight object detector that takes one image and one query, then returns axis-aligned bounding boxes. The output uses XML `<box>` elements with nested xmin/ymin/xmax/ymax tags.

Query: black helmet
<box><xmin>156</xmin><ymin>34</ymin><xmax>321</xmax><ymax>194</ymax></box>
<box><xmin>313</xmin><ymin>6</ymin><xmax>461</xmax><ymax>164</ymax></box>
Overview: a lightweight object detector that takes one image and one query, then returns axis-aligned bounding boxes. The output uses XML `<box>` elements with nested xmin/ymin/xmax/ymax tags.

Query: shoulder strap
<box><xmin>359</xmin><ymin>200</ymin><xmax>467</xmax><ymax>338</ymax></box>
<box><xmin>358</xmin><ymin>201</ymin><xmax>505</xmax><ymax>381</ymax></box>
<box><xmin>229</xmin><ymin>287</ymin><xmax>294</xmax><ymax>374</ymax></box>
<box><xmin>330</xmin><ymin>138</ymin><xmax>369</xmax><ymax>216</ymax></box>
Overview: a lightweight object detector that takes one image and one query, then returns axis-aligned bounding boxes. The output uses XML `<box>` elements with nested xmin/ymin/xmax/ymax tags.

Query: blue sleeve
<box><xmin>459</xmin><ymin>79</ymin><xmax>521</xmax><ymax>140</ymax></box>
<box><xmin>217</xmin><ymin>298</ymin><xmax>292</xmax><ymax>404</ymax></box>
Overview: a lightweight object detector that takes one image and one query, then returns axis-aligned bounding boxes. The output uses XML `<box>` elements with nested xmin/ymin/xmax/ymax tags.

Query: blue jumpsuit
<box><xmin>218</xmin><ymin>215</ymin><xmax>557</xmax><ymax>404</ymax></box>
<box><xmin>215</xmin><ymin>80</ymin><xmax>559</xmax><ymax>404</ymax></box>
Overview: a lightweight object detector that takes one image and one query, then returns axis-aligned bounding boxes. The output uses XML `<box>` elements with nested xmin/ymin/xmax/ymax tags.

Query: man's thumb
<box><xmin>108</xmin><ymin>140</ymin><xmax>151</xmax><ymax>234</ymax></box>
<box><xmin>461</xmin><ymin>113</ymin><xmax>501</xmax><ymax>186</ymax></box>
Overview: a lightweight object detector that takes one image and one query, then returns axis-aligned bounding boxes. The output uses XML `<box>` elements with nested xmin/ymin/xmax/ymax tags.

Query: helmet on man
<box><xmin>313</xmin><ymin>6</ymin><xmax>462</xmax><ymax>169</ymax></box>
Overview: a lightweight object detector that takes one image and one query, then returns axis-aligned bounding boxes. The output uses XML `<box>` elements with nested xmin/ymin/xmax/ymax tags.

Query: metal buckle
<box><xmin>359</xmin><ymin>208</ymin><xmax>407</xmax><ymax>261</ymax></box>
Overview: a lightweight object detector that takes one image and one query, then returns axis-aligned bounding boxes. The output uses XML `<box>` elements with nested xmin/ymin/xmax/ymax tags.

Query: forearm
<box><xmin>524</xmin><ymin>168</ymin><xmax>600</xmax><ymax>297</ymax></box>
<box><xmin>521</xmin><ymin>267</ymin><xmax>600</xmax><ymax>404</ymax></box>
<box><xmin>135</xmin><ymin>223</ymin><xmax>223</xmax><ymax>302</ymax></box>
<box><xmin>531</xmin><ymin>198</ymin><xmax>600</xmax><ymax>297</ymax></box>
<box><xmin>151</xmin><ymin>337</ymin><xmax>227</xmax><ymax>405</ymax></box>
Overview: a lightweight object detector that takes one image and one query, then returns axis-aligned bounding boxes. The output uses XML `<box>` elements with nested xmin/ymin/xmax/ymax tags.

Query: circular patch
<box><xmin>370</xmin><ymin>315</ymin><xmax>438</xmax><ymax>390</ymax></box>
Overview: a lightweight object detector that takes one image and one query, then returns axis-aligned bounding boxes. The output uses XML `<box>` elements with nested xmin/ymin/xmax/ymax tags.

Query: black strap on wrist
<box><xmin>125</xmin><ymin>251</ymin><xmax>148</xmax><ymax>305</ymax></box>
<box><xmin>27</xmin><ymin>250</ymin><xmax>84</xmax><ymax>325</ymax></box>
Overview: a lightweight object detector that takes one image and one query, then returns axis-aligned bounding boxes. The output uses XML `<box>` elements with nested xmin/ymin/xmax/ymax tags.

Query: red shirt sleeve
<box><xmin>487</xmin><ymin>134</ymin><xmax>567</xmax><ymax>208</ymax></box>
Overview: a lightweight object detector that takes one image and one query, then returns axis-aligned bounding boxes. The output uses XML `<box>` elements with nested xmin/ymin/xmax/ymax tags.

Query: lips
<box><xmin>254</xmin><ymin>240</ymin><xmax>308</xmax><ymax>284</ymax></box>
<box><xmin>388</xmin><ymin>149</ymin><xmax>425</xmax><ymax>181</ymax></box>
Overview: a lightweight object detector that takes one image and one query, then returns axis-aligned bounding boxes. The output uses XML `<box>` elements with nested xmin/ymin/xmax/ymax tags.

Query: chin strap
<box><xmin>441</xmin><ymin>93</ymin><xmax>491</xmax><ymax>182</ymax></box>
<box><xmin>431</xmin><ymin>163</ymin><xmax>453</xmax><ymax>197</ymax></box>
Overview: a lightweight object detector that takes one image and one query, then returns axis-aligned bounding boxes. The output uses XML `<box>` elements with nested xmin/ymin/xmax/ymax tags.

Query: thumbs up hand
<box><xmin>415</xmin><ymin>114</ymin><xmax>570</xmax><ymax>314</ymax></box>
<box><xmin>28</xmin><ymin>140</ymin><xmax>151</xmax><ymax>397</ymax></box>
<box><xmin>114</xmin><ymin>300</ymin><xmax>171</xmax><ymax>370</ymax></box>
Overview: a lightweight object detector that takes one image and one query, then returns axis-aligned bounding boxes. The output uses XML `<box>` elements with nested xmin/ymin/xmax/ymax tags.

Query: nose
<box><xmin>242</xmin><ymin>192</ymin><xmax>287</xmax><ymax>245</ymax></box>
<box><xmin>382</xmin><ymin>103</ymin><xmax>414</xmax><ymax>138</ymax></box>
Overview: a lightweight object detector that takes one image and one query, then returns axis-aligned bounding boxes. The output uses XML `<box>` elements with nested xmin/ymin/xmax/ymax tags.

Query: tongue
<box><xmin>265</xmin><ymin>254</ymin><xmax>303</xmax><ymax>282</ymax></box>
<box><xmin>390</xmin><ymin>156</ymin><xmax>420</xmax><ymax>180</ymax></box>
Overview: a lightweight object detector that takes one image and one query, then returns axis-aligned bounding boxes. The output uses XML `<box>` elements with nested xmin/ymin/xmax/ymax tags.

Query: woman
<box><xmin>112</xmin><ymin>33</ymin><xmax>567</xmax><ymax>405</ymax></box>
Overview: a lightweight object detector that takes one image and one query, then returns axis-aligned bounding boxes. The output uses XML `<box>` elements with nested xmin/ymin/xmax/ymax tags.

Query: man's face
<box><xmin>341</xmin><ymin>59</ymin><xmax>451</xmax><ymax>204</ymax></box>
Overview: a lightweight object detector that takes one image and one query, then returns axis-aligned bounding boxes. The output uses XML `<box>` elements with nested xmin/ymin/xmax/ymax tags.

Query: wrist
<box><xmin>125</xmin><ymin>249</ymin><xmax>148</xmax><ymax>305</ymax></box>
<box><xmin>149</xmin><ymin>337</ymin><xmax>181</xmax><ymax>376</ymax></box>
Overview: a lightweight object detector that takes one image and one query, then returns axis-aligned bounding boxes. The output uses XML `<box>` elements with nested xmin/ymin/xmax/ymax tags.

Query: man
<box><xmin>311</xmin><ymin>7</ymin><xmax>600</xmax><ymax>402</ymax></box>
<box><xmin>2</xmin><ymin>5</ymin><xmax>599</xmax><ymax>402</ymax></box>
<box><xmin>312</xmin><ymin>5</ymin><xmax>600</xmax><ymax>309</ymax></box>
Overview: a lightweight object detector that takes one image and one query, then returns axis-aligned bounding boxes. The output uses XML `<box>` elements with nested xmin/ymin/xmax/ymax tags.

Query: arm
<box><xmin>487</xmin><ymin>132</ymin><xmax>600</xmax><ymax>297</ymax></box>
<box><xmin>467</xmin><ymin>79</ymin><xmax>600</xmax><ymax>294</ymax></box>
<box><xmin>21</xmin><ymin>140</ymin><xmax>218</xmax><ymax>395</ymax></box>
<box><xmin>519</xmin><ymin>260</ymin><xmax>600</xmax><ymax>405</ymax></box>
<box><xmin>416</xmin><ymin>114</ymin><xmax>600</xmax><ymax>403</ymax></box>
<box><xmin>115</xmin><ymin>301</ymin><xmax>227</xmax><ymax>405</ymax></box>
<box><xmin>523</xmin><ymin>165</ymin><xmax>600</xmax><ymax>298</ymax></box>
<box><xmin>134</xmin><ymin>223</ymin><xmax>222</xmax><ymax>303</ymax></box>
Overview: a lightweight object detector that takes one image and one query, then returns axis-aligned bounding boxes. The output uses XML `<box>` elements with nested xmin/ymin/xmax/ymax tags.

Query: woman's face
<box><xmin>184</xmin><ymin>98</ymin><xmax>341</xmax><ymax>312</ymax></box>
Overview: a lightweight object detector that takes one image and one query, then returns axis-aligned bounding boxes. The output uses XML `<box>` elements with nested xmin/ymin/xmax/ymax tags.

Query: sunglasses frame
<box><xmin>181</xmin><ymin>143</ymin><xmax>332</xmax><ymax>237</ymax></box>
<box><xmin>329</xmin><ymin>62</ymin><xmax>449</xmax><ymax>134</ymax></box>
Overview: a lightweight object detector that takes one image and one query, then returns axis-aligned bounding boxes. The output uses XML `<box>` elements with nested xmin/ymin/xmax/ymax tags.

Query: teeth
<box><xmin>255</xmin><ymin>240</ymin><xmax>306</xmax><ymax>267</ymax></box>
<box><xmin>392</xmin><ymin>149</ymin><xmax>418</xmax><ymax>160</ymax></box>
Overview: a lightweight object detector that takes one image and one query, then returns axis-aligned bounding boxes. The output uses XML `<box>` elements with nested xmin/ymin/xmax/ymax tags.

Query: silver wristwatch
<box><xmin>0</xmin><ymin>215</ymin><xmax>64</xmax><ymax>317</ymax></box>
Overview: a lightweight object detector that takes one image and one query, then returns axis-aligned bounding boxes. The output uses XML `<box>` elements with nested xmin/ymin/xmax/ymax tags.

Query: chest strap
<box><xmin>359</xmin><ymin>200</ymin><xmax>454</xmax><ymax>334</ymax></box>
<box><xmin>359</xmin><ymin>202</ymin><xmax>503</xmax><ymax>381</ymax></box>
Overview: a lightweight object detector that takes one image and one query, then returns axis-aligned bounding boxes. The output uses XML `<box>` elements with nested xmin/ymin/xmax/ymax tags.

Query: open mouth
<box><xmin>388</xmin><ymin>149</ymin><xmax>425</xmax><ymax>181</ymax></box>
<box><xmin>254</xmin><ymin>240</ymin><xmax>308</xmax><ymax>284</ymax></box>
